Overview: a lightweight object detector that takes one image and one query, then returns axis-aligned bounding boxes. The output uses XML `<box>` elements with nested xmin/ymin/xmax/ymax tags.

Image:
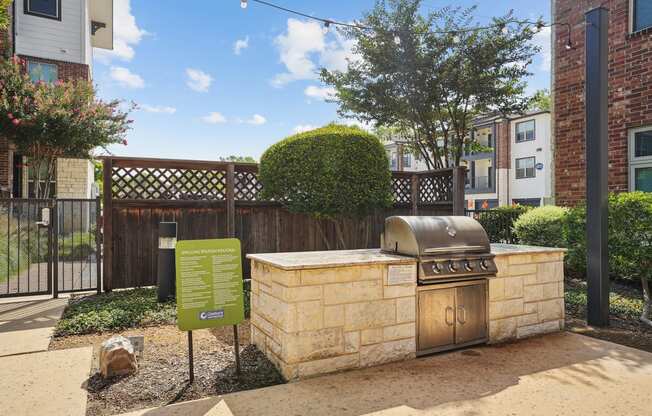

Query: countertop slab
<box><xmin>247</xmin><ymin>249</ymin><xmax>416</xmax><ymax>270</ymax></box>
<box><xmin>490</xmin><ymin>243</ymin><xmax>567</xmax><ymax>256</ymax></box>
<box><xmin>247</xmin><ymin>245</ymin><xmax>566</xmax><ymax>270</ymax></box>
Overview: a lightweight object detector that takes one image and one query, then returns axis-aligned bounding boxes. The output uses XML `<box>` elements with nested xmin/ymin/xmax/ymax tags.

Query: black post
<box><xmin>585</xmin><ymin>7</ymin><xmax>610</xmax><ymax>327</ymax></box>
<box><xmin>157</xmin><ymin>222</ymin><xmax>177</xmax><ymax>302</ymax></box>
<box><xmin>233</xmin><ymin>325</ymin><xmax>241</xmax><ymax>376</ymax></box>
<box><xmin>188</xmin><ymin>331</ymin><xmax>194</xmax><ymax>383</ymax></box>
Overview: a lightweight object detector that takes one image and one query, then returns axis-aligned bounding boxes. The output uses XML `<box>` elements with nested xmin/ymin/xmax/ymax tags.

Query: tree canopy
<box><xmin>321</xmin><ymin>0</ymin><xmax>541</xmax><ymax>169</ymax></box>
<box><xmin>0</xmin><ymin>58</ymin><xmax>132</xmax><ymax>197</ymax></box>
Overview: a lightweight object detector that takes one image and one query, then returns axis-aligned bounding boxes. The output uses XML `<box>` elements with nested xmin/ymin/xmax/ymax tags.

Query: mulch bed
<box><xmin>564</xmin><ymin>278</ymin><xmax>652</xmax><ymax>353</ymax></box>
<box><xmin>49</xmin><ymin>322</ymin><xmax>285</xmax><ymax>416</ymax></box>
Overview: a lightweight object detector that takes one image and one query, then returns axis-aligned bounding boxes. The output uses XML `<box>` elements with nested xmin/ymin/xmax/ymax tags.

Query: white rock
<box><xmin>99</xmin><ymin>336</ymin><xmax>138</xmax><ymax>378</ymax></box>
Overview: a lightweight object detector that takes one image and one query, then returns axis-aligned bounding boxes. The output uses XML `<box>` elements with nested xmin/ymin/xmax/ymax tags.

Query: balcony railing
<box><xmin>465</xmin><ymin>175</ymin><xmax>492</xmax><ymax>190</ymax></box>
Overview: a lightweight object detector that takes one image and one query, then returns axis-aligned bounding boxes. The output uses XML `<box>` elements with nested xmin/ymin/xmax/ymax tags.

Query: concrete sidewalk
<box><xmin>0</xmin><ymin>298</ymin><xmax>93</xmax><ymax>416</ymax></box>
<box><xmin>0</xmin><ymin>298</ymin><xmax>67</xmax><ymax>356</ymax></box>
<box><xmin>121</xmin><ymin>332</ymin><xmax>652</xmax><ymax>416</ymax></box>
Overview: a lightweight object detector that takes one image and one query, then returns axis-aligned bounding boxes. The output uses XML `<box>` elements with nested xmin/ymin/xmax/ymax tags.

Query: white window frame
<box><xmin>27</xmin><ymin>61</ymin><xmax>59</xmax><ymax>83</ymax></box>
<box><xmin>25</xmin><ymin>0</ymin><xmax>61</xmax><ymax>20</ymax></box>
<box><xmin>515</xmin><ymin>157</ymin><xmax>536</xmax><ymax>179</ymax></box>
<box><xmin>630</xmin><ymin>0</ymin><xmax>652</xmax><ymax>33</ymax></box>
<box><xmin>515</xmin><ymin>119</ymin><xmax>536</xmax><ymax>143</ymax></box>
<box><xmin>402</xmin><ymin>153</ymin><xmax>412</xmax><ymax>168</ymax></box>
<box><xmin>628</xmin><ymin>126</ymin><xmax>652</xmax><ymax>191</ymax></box>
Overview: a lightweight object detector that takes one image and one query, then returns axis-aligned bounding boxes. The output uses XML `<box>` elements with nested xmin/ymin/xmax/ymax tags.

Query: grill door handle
<box><xmin>457</xmin><ymin>306</ymin><xmax>467</xmax><ymax>324</ymax></box>
<box><xmin>445</xmin><ymin>306</ymin><xmax>454</xmax><ymax>326</ymax></box>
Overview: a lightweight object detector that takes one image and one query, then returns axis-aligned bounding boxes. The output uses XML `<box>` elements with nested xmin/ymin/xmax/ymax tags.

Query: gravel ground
<box><xmin>49</xmin><ymin>323</ymin><xmax>285</xmax><ymax>416</ymax></box>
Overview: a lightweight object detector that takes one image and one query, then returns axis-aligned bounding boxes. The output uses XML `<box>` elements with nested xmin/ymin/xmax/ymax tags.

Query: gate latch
<box><xmin>36</xmin><ymin>207</ymin><xmax>51</xmax><ymax>227</ymax></box>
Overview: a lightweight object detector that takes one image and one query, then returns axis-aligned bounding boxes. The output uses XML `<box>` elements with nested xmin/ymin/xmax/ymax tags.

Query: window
<box><xmin>28</xmin><ymin>61</ymin><xmax>58</xmax><ymax>83</ymax></box>
<box><xmin>389</xmin><ymin>153</ymin><xmax>397</xmax><ymax>170</ymax></box>
<box><xmin>512</xmin><ymin>198</ymin><xmax>541</xmax><ymax>207</ymax></box>
<box><xmin>27</xmin><ymin>159</ymin><xmax>56</xmax><ymax>198</ymax></box>
<box><xmin>633</xmin><ymin>0</ymin><xmax>652</xmax><ymax>32</ymax></box>
<box><xmin>25</xmin><ymin>0</ymin><xmax>61</xmax><ymax>20</ymax></box>
<box><xmin>515</xmin><ymin>120</ymin><xmax>536</xmax><ymax>142</ymax></box>
<box><xmin>515</xmin><ymin>157</ymin><xmax>536</xmax><ymax>179</ymax></box>
<box><xmin>402</xmin><ymin>153</ymin><xmax>411</xmax><ymax>168</ymax></box>
<box><xmin>629</xmin><ymin>127</ymin><xmax>652</xmax><ymax>192</ymax></box>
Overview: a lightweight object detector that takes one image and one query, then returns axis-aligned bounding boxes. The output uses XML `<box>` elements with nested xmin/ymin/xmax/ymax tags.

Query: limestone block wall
<box><xmin>488</xmin><ymin>251</ymin><xmax>566</xmax><ymax>342</ymax></box>
<box><xmin>56</xmin><ymin>158</ymin><xmax>94</xmax><ymax>199</ymax></box>
<box><xmin>249</xmin><ymin>260</ymin><xmax>417</xmax><ymax>381</ymax></box>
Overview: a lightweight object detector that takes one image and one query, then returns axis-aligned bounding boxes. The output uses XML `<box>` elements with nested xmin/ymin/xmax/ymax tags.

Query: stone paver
<box><xmin>0</xmin><ymin>347</ymin><xmax>93</xmax><ymax>416</ymax></box>
<box><xmin>120</xmin><ymin>332</ymin><xmax>652</xmax><ymax>416</ymax></box>
<box><xmin>0</xmin><ymin>298</ymin><xmax>67</xmax><ymax>356</ymax></box>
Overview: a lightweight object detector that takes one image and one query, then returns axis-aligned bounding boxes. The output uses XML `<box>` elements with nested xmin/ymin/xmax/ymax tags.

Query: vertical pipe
<box><xmin>52</xmin><ymin>201</ymin><xmax>58</xmax><ymax>299</ymax></box>
<box><xmin>585</xmin><ymin>7</ymin><xmax>610</xmax><ymax>327</ymax></box>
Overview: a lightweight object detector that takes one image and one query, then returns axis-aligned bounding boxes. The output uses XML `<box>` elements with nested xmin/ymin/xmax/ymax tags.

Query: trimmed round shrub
<box><xmin>259</xmin><ymin>124</ymin><xmax>392</xmax><ymax>218</ymax></box>
<box><xmin>513</xmin><ymin>205</ymin><xmax>569</xmax><ymax>248</ymax></box>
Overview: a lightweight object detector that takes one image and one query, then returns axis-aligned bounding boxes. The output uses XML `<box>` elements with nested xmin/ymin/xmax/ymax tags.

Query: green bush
<box><xmin>475</xmin><ymin>205</ymin><xmax>529</xmax><ymax>243</ymax></box>
<box><xmin>565</xmin><ymin>192</ymin><xmax>652</xmax><ymax>282</ymax></box>
<box><xmin>513</xmin><ymin>205</ymin><xmax>569</xmax><ymax>248</ymax></box>
<box><xmin>58</xmin><ymin>232</ymin><xmax>96</xmax><ymax>261</ymax></box>
<box><xmin>259</xmin><ymin>124</ymin><xmax>392</xmax><ymax>219</ymax></box>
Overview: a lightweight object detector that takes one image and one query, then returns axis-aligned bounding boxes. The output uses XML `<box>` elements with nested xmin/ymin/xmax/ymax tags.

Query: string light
<box><xmin>240</xmin><ymin>0</ymin><xmax>574</xmax><ymax>51</ymax></box>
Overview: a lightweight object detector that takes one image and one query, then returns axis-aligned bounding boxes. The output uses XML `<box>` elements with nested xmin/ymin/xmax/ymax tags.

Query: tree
<box><xmin>218</xmin><ymin>155</ymin><xmax>257</xmax><ymax>163</ymax></box>
<box><xmin>529</xmin><ymin>89</ymin><xmax>551</xmax><ymax>112</ymax></box>
<box><xmin>0</xmin><ymin>0</ymin><xmax>12</xmax><ymax>57</ymax></box>
<box><xmin>321</xmin><ymin>0</ymin><xmax>540</xmax><ymax>169</ymax></box>
<box><xmin>259</xmin><ymin>124</ymin><xmax>392</xmax><ymax>249</ymax></box>
<box><xmin>0</xmin><ymin>58</ymin><xmax>132</xmax><ymax>198</ymax></box>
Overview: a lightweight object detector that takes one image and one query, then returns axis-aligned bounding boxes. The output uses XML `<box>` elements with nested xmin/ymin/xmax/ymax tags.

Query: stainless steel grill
<box><xmin>381</xmin><ymin>216</ymin><xmax>494</xmax><ymax>355</ymax></box>
<box><xmin>381</xmin><ymin>216</ymin><xmax>497</xmax><ymax>284</ymax></box>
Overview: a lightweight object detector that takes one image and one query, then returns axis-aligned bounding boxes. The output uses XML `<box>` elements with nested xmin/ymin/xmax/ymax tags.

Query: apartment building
<box><xmin>0</xmin><ymin>0</ymin><xmax>113</xmax><ymax>198</ymax></box>
<box><xmin>553</xmin><ymin>0</ymin><xmax>652</xmax><ymax>205</ymax></box>
<box><xmin>386</xmin><ymin>110</ymin><xmax>553</xmax><ymax>209</ymax></box>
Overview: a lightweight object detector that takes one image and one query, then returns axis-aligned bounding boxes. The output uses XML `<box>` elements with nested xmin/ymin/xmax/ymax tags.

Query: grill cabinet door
<box><xmin>418</xmin><ymin>288</ymin><xmax>455</xmax><ymax>352</ymax></box>
<box><xmin>455</xmin><ymin>281</ymin><xmax>487</xmax><ymax>345</ymax></box>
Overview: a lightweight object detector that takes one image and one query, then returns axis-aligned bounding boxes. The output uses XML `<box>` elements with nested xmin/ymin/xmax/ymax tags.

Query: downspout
<box><xmin>549</xmin><ymin>0</ymin><xmax>557</xmax><ymax>206</ymax></box>
<box><xmin>11</xmin><ymin>0</ymin><xmax>15</xmax><ymax>55</ymax></box>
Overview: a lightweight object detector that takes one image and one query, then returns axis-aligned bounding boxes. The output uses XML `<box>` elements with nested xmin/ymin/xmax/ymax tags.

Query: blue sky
<box><xmin>94</xmin><ymin>0</ymin><xmax>552</xmax><ymax>160</ymax></box>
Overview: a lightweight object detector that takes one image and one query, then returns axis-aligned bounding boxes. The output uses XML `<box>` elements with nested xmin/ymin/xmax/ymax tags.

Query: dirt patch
<box><xmin>564</xmin><ymin>278</ymin><xmax>652</xmax><ymax>353</ymax></box>
<box><xmin>50</xmin><ymin>323</ymin><xmax>284</xmax><ymax>416</ymax></box>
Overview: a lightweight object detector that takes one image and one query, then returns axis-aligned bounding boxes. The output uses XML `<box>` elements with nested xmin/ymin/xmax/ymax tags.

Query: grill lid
<box><xmin>382</xmin><ymin>216</ymin><xmax>490</xmax><ymax>257</ymax></box>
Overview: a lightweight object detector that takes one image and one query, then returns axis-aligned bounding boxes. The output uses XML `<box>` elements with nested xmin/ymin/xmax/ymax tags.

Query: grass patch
<box><xmin>55</xmin><ymin>288</ymin><xmax>176</xmax><ymax>336</ymax></box>
<box><xmin>565</xmin><ymin>278</ymin><xmax>644</xmax><ymax>322</ymax></box>
<box><xmin>55</xmin><ymin>281</ymin><xmax>252</xmax><ymax>337</ymax></box>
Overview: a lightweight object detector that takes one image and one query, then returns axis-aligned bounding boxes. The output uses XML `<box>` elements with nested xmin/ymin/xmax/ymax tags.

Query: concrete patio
<box><xmin>121</xmin><ymin>332</ymin><xmax>652</xmax><ymax>416</ymax></box>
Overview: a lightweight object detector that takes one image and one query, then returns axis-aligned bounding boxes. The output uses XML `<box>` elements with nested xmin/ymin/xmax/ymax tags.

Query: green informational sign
<box><xmin>175</xmin><ymin>239</ymin><xmax>245</xmax><ymax>331</ymax></box>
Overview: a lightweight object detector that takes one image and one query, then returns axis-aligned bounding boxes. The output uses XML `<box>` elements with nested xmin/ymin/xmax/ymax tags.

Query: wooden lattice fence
<box><xmin>102</xmin><ymin>156</ymin><xmax>465</xmax><ymax>290</ymax></box>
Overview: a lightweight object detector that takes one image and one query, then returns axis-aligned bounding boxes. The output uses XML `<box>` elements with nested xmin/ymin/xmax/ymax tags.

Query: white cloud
<box><xmin>234</xmin><ymin>36</ymin><xmax>250</xmax><ymax>55</ymax></box>
<box><xmin>532</xmin><ymin>26</ymin><xmax>551</xmax><ymax>72</ymax></box>
<box><xmin>202</xmin><ymin>112</ymin><xmax>227</xmax><ymax>124</ymax></box>
<box><xmin>271</xmin><ymin>19</ymin><xmax>358</xmax><ymax>87</ymax></box>
<box><xmin>185</xmin><ymin>68</ymin><xmax>213</xmax><ymax>92</ymax></box>
<box><xmin>304</xmin><ymin>85</ymin><xmax>336</xmax><ymax>101</ymax></box>
<box><xmin>293</xmin><ymin>124</ymin><xmax>317</xmax><ymax>134</ymax></box>
<box><xmin>94</xmin><ymin>0</ymin><xmax>147</xmax><ymax>63</ymax></box>
<box><xmin>110</xmin><ymin>66</ymin><xmax>144</xmax><ymax>89</ymax></box>
<box><xmin>247</xmin><ymin>114</ymin><xmax>267</xmax><ymax>125</ymax></box>
<box><xmin>141</xmin><ymin>105</ymin><xmax>176</xmax><ymax>114</ymax></box>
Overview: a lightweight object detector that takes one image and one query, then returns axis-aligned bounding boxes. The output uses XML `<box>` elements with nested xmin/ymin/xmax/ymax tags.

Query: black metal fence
<box><xmin>466</xmin><ymin>209</ymin><xmax>524</xmax><ymax>244</ymax></box>
<box><xmin>0</xmin><ymin>198</ymin><xmax>101</xmax><ymax>298</ymax></box>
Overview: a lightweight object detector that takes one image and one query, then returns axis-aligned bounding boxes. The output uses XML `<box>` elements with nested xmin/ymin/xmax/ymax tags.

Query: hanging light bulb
<box><xmin>536</xmin><ymin>20</ymin><xmax>545</xmax><ymax>32</ymax></box>
<box><xmin>394</xmin><ymin>35</ymin><xmax>401</xmax><ymax>45</ymax></box>
<box><xmin>565</xmin><ymin>39</ymin><xmax>573</xmax><ymax>50</ymax></box>
<box><xmin>240</xmin><ymin>0</ymin><xmax>248</xmax><ymax>9</ymax></box>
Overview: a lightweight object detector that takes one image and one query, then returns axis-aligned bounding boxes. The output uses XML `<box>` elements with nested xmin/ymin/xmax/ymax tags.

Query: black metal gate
<box><xmin>0</xmin><ymin>198</ymin><xmax>101</xmax><ymax>298</ymax></box>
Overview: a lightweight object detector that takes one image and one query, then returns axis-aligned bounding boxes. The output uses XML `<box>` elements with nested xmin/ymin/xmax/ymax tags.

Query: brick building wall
<box><xmin>17</xmin><ymin>55</ymin><xmax>90</xmax><ymax>81</ymax></box>
<box><xmin>554</xmin><ymin>0</ymin><xmax>652</xmax><ymax>205</ymax></box>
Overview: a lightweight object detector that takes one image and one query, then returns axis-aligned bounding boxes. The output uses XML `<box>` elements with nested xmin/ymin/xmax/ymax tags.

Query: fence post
<box><xmin>95</xmin><ymin>196</ymin><xmax>102</xmax><ymax>294</ymax></box>
<box><xmin>226</xmin><ymin>164</ymin><xmax>235</xmax><ymax>238</ymax></box>
<box><xmin>52</xmin><ymin>201</ymin><xmax>58</xmax><ymax>299</ymax></box>
<box><xmin>452</xmin><ymin>167</ymin><xmax>466</xmax><ymax>216</ymax></box>
<box><xmin>410</xmin><ymin>174</ymin><xmax>419</xmax><ymax>216</ymax></box>
<box><xmin>102</xmin><ymin>158</ymin><xmax>113</xmax><ymax>292</ymax></box>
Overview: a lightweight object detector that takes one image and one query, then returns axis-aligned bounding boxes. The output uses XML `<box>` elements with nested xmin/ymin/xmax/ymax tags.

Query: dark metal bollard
<box><xmin>157</xmin><ymin>222</ymin><xmax>177</xmax><ymax>302</ymax></box>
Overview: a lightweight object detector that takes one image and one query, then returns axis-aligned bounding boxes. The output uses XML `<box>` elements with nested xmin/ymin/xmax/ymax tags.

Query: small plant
<box><xmin>513</xmin><ymin>205</ymin><xmax>569</xmax><ymax>248</ymax></box>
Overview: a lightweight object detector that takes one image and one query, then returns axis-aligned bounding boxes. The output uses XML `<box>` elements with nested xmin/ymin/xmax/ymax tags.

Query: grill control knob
<box><xmin>463</xmin><ymin>260</ymin><xmax>473</xmax><ymax>272</ymax></box>
<box><xmin>448</xmin><ymin>261</ymin><xmax>458</xmax><ymax>272</ymax></box>
<box><xmin>431</xmin><ymin>263</ymin><xmax>442</xmax><ymax>274</ymax></box>
<box><xmin>480</xmin><ymin>259</ymin><xmax>489</xmax><ymax>271</ymax></box>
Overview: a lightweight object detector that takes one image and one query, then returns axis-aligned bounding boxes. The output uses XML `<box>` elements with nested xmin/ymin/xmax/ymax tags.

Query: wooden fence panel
<box><xmin>102</xmin><ymin>156</ymin><xmax>464</xmax><ymax>290</ymax></box>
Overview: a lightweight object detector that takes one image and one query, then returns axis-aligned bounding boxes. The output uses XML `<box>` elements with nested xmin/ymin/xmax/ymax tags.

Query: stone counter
<box><xmin>248</xmin><ymin>245</ymin><xmax>566</xmax><ymax>381</ymax></box>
